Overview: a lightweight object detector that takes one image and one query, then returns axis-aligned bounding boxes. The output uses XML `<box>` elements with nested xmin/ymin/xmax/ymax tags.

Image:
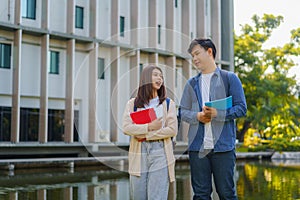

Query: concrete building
<box><xmin>0</xmin><ymin>0</ymin><xmax>234</xmax><ymax>157</ymax></box>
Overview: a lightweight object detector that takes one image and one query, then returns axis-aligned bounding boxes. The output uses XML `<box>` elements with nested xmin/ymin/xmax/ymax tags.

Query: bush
<box><xmin>268</xmin><ymin>138</ymin><xmax>300</xmax><ymax>151</ymax></box>
<box><xmin>242</xmin><ymin>137</ymin><xmax>300</xmax><ymax>152</ymax></box>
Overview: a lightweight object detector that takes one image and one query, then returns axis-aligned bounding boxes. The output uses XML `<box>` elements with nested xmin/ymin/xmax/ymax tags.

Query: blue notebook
<box><xmin>205</xmin><ymin>96</ymin><xmax>232</xmax><ymax>110</ymax></box>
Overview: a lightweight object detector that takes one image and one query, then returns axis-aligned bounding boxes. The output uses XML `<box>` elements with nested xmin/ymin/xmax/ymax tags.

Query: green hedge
<box><xmin>247</xmin><ymin>138</ymin><xmax>300</xmax><ymax>152</ymax></box>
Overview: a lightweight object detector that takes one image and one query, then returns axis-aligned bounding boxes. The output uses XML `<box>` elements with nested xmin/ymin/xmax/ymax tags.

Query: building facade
<box><xmin>0</xmin><ymin>0</ymin><xmax>234</xmax><ymax>156</ymax></box>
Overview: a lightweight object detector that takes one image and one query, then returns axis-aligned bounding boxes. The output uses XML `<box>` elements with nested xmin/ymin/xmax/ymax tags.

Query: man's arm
<box><xmin>214</xmin><ymin>73</ymin><xmax>247</xmax><ymax>121</ymax></box>
<box><xmin>180</xmin><ymin>81</ymin><xmax>209</xmax><ymax>124</ymax></box>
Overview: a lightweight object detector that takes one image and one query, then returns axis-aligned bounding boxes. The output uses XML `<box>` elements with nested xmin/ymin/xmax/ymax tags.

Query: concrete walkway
<box><xmin>0</xmin><ymin>151</ymin><xmax>275</xmax><ymax>171</ymax></box>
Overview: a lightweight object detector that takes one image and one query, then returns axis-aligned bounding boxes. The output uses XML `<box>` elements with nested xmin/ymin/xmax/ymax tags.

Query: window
<box><xmin>49</xmin><ymin>51</ymin><xmax>59</xmax><ymax>74</ymax></box>
<box><xmin>47</xmin><ymin>109</ymin><xmax>79</xmax><ymax>142</ymax></box>
<box><xmin>98</xmin><ymin>58</ymin><xmax>105</xmax><ymax>79</ymax></box>
<box><xmin>158</xmin><ymin>25</ymin><xmax>161</xmax><ymax>44</ymax></box>
<box><xmin>22</xmin><ymin>0</ymin><xmax>36</xmax><ymax>19</ymax></box>
<box><xmin>139</xmin><ymin>63</ymin><xmax>143</xmax><ymax>76</ymax></box>
<box><xmin>74</xmin><ymin>110</ymin><xmax>79</xmax><ymax>142</ymax></box>
<box><xmin>48</xmin><ymin>109</ymin><xmax>64</xmax><ymax>141</ymax></box>
<box><xmin>120</xmin><ymin>16</ymin><xmax>125</xmax><ymax>37</ymax></box>
<box><xmin>75</xmin><ymin>6</ymin><xmax>84</xmax><ymax>29</ymax></box>
<box><xmin>175</xmin><ymin>68</ymin><xmax>178</xmax><ymax>88</ymax></box>
<box><xmin>20</xmin><ymin>108</ymin><xmax>39</xmax><ymax>141</ymax></box>
<box><xmin>175</xmin><ymin>0</ymin><xmax>178</xmax><ymax>8</ymax></box>
<box><xmin>0</xmin><ymin>43</ymin><xmax>11</xmax><ymax>69</ymax></box>
<box><xmin>0</xmin><ymin>107</ymin><xmax>11</xmax><ymax>141</ymax></box>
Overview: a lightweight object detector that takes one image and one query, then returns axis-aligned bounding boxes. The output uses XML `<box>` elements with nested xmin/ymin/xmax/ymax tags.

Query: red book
<box><xmin>130</xmin><ymin>108</ymin><xmax>157</xmax><ymax>124</ymax></box>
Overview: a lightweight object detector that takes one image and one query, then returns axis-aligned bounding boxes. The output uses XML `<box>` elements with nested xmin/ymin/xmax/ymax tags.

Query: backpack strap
<box><xmin>133</xmin><ymin>105</ymin><xmax>137</xmax><ymax>112</ymax></box>
<box><xmin>166</xmin><ymin>97</ymin><xmax>170</xmax><ymax>111</ymax></box>
<box><xmin>220</xmin><ymin>69</ymin><xmax>230</xmax><ymax>97</ymax></box>
<box><xmin>134</xmin><ymin>97</ymin><xmax>170</xmax><ymax>112</ymax></box>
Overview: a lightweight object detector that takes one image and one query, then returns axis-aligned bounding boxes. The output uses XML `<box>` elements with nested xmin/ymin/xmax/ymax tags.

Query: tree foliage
<box><xmin>234</xmin><ymin>14</ymin><xmax>300</xmax><ymax>141</ymax></box>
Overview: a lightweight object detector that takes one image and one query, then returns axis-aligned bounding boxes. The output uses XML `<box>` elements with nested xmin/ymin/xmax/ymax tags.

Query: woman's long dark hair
<box><xmin>134</xmin><ymin>65</ymin><xmax>166</xmax><ymax>108</ymax></box>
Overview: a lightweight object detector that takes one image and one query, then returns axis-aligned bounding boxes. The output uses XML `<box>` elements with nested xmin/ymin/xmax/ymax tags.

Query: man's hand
<box><xmin>148</xmin><ymin>117</ymin><xmax>163</xmax><ymax>131</ymax></box>
<box><xmin>203</xmin><ymin>106</ymin><xmax>218</xmax><ymax>118</ymax></box>
<box><xmin>197</xmin><ymin>106</ymin><xmax>218</xmax><ymax>123</ymax></box>
<box><xmin>197</xmin><ymin>112</ymin><xmax>211</xmax><ymax>123</ymax></box>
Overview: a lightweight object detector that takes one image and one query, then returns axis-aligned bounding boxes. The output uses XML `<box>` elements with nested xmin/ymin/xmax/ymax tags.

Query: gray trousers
<box><xmin>130</xmin><ymin>141</ymin><xmax>169</xmax><ymax>200</ymax></box>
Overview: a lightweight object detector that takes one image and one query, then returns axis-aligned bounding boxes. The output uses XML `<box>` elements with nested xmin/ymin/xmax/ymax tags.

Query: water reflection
<box><xmin>0</xmin><ymin>161</ymin><xmax>299</xmax><ymax>200</ymax></box>
<box><xmin>236</xmin><ymin>160</ymin><xmax>300</xmax><ymax>200</ymax></box>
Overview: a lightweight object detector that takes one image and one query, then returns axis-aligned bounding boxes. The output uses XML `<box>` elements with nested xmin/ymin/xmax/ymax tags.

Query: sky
<box><xmin>234</xmin><ymin>0</ymin><xmax>300</xmax><ymax>83</ymax></box>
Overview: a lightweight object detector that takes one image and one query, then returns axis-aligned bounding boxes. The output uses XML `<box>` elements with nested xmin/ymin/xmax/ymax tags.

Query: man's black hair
<box><xmin>187</xmin><ymin>38</ymin><xmax>217</xmax><ymax>59</ymax></box>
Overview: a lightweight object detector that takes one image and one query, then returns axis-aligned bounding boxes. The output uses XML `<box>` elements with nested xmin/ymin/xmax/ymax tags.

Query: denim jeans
<box><xmin>130</xmin><ymin>141</ymin><xmax>169</xmax><ymax>200</ymax></box>
<box><xmin>189</xmin><ymin>150</ymin><xmax>237</xmax><ymax>200</ymax></box>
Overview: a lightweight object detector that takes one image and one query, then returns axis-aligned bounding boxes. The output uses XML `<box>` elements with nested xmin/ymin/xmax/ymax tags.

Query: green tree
<box><xmin>234</xmin><ymin>14</ymin><xmax>300</xmax><ymax>142</ymax></box>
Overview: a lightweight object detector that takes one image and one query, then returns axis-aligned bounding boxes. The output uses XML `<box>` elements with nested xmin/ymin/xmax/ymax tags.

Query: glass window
<box><xmin>48</xmin><ymin>109</ymin><xmax>64</xmax><ymax>142</ymax></box>
<box><xmin>75</xmin><ymin>6</ymin><xmax>84</xmax><ymax>29</ymax></box>
<box><xmin>20</xmin><ymin>108</ymin><xmax>39</xmax><ymax>142</ymax></box>
<box><xmin>98</xmin><ymin>58</ymin><xmax>105</xmax><ymax>79</ymax></box>
<box><xmin>0</xmin><ymin>43</ymin><xmax>11</xmax><ymax>69</ymax></box>
<box><xmin>47</xmin><ymin>109</ymin><xmax>79</xmax><ymax>142</ymax></box>
<box><xmin>0</xmin><ymin>107</ymin><xmax>11</xmax><ymax>141</ymax></box>
<box><xmin>175</xmin><ymin>68</ymin><xmax>178</xmax><ymax>88</ymax></box>
<box><xmin>139</xmin><ymin>63</ymin><xmax>143</xmax><ymax>76</ymax></box>
<box><xmin>49</xmin><ymin>51</ymin><xmax>59</xmax><ymax>74</ymax></box>
<box><xmin>74</xmin><ymin>110</ymin><xmax>79</xmax><ymax>142</ymax></box>
<box><xmin>158</xmin><ymin>25</ymin><xmax>161</xmax><ymax>44</ymax></box>
<box><xmin>120</xmin><ymin>16</ymin><xmax>125</xmax><ymax>37</ymax></box>
<box><xmin>175</xmin><ymin>0</ymin><xmax>178</xmax><ymax>8</ymax></box>
<box><xmin>22</xmin><ymin>0</ymin><xmax>36</xmax><ymax>19</ymax></box>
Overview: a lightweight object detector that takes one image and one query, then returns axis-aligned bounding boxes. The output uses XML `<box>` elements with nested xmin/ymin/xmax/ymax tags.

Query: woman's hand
<box><xmin>148</xmin><ymin>117</ymin><xmax>163</xmax><ymax>131</ymax></box>
<box><xmin>135</xmin><ymin>134</ymin><xmax>146</xmax><ymax>140</ymax></box>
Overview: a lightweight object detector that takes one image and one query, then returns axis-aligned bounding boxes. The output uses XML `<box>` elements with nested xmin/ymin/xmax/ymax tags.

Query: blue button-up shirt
<box><xmin>180</xmin><ymin>67</ymin><xmax>247</xmax><ymax>152</ymax></box>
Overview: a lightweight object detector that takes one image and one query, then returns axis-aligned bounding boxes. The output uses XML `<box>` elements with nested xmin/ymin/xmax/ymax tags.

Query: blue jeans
<box><xmin>189</xmin><ymin>150</ymin><xmax>237</xmax><ymax>200</ymax></box>
<box><xmin>130</xmin><ymin>141</ymin><xmax>169</xmax><ymax>200</ymax></box>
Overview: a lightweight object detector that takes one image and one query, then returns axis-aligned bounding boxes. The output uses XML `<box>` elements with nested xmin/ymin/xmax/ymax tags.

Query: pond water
<box><xmin>0</xmin><ymin>160</ymin><xmax>299</xmax><ymax>200</ymax></box>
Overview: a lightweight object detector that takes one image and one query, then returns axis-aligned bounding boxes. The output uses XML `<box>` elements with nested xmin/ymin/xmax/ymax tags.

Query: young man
<box><xmin>180</xmin><ymin>38</ymin><xmax>247</xmax><ymax>200</ymax></box>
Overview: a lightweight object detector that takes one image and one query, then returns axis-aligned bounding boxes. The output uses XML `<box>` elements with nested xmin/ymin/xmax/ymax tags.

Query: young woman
<box><xmin>122</xmin><ymin>65</ymin><xmax>178</xmax><ymax>200</ymax></box>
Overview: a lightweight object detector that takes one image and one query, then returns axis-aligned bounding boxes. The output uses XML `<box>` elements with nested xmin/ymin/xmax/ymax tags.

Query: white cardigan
<box><xmin>122</xmin><ymin>98</ymin><xmax>178</xmax><ymax>182</ymax></box>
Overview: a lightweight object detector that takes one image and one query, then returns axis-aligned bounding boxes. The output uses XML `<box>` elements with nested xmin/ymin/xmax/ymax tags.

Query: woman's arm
<box><xmin>122</xmin><ymin>99</ymin><xmax>149</xmax><ymax>136</ymax></box>
<box><xmin>146</xmin><ymin>100</ymin><xmax>178</xmax><ymax>140</ymax></box>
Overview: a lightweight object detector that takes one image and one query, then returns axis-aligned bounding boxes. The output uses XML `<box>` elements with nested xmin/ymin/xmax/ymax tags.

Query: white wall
<box><xmin>138</xmin><ymin>0</ymin><xmax>149</xmax><ymax>47</ymax></box>
<box><xmin>174</xmin><ymin>0</ymin><xmax>182</xmax><ymax>54</ymax></box>
<box><xmin>205</xmin><ymin>0</ymin><xmax>211</xmax><ymax>38</ymax></box>
<box><xmin>74</xmin><ymin>51</ymin><xmax>90</xmax><ymax>142</ymax></box>
<box><xmin>98</xmin><ymin>0</ymin><xmax>111</xmax><ymax>40</ymax></box>
<box><xmin>20</xmin><ymin>97</ymin><xmax>39</xmax><ymax>108</ymax></box>
<box><xmin>48</xmin><ymin>99</ymin><xmax>65</xmax><ymax>110</ymax></box>
<box><xmin>49</xmin><ymin>0</ymin><xmax>67</xmax><ymax>32</ymax></box>
<box><xmin>117</xmin><ymin>52</ymin><xmax>130</xmax><ymax>143</ymax></box>
<box><xmin>190</xmin><ymin>0</ymin><xmax>196</xmax><ymax>39</ymax></box>
<box><xmin>75</xmin><ymin>0</ymin><xmax>90</xmax><ymax>37</ymax></box>
<box><xmin>139</xmin><ymin>0</ymin><xmax>149</xmax><ymax>48</ymax></box>
<box><xmin>20</xmin><ymin>43</ymin><xmax>41</xmax><ymax>96</ymax></box>
<box><xmin>0</xmin><ymin>96</ymin><xmax>11</xmax><ymax>107</ymax></box>
<box><xmin>96</xmin><ymin>47</ymin><xmax>111</xmax><ymax>142</ymax></box>
<box><xmin>0</xmin><ymin>42</ymin><xmax>13</xmax><ymax>95</ymax></box>
<box><xmin>119</xmin><ymin>0</ymin><xmax>130</xmax><ymax>44</ymax></box>
<box><xmin>0</xmin><ymin>66</ymin><xmax>12</xmax><ymax>94</ymax></box>
<box><xmin>48</xmin><ymin>49</ymin><xmax>66</xmax><ymax>98</ymax></box>
<box><xmin>157</xmin><ymin>0</ymin><xmax>166</xmax><ymax>50</ymax></box>
<box><xmin>175</xmin><ymin>65</ymin><xmax>183</xmax><ymax>105</ymax></box>
<box><xmin>21</xmin><ymin>0</ymin><xmax>42</xmax><ymax>28</ymax></box>
<box><xmin>0</xmin><ymin>0</ymin><xmax>14</xmax><ymax>23</ymax></box>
